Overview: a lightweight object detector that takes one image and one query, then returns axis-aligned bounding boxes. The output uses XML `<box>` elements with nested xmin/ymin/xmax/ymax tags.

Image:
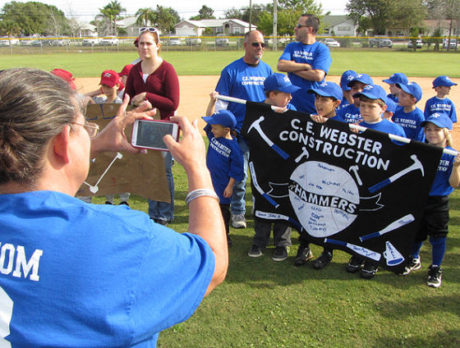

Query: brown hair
<box><xmin>301</xmin><ymin>14</ymin><xmax>320</xmax><ymax>34</ymax></box>
<box><xmin>359</xmin><ymin>95</ymin><xmax>386</xmax><ymax>108</ymax></box>
<box><xmin>138</xmin><ymin>31</ymin><xmax>161</xmax><ymax>55</ymax></box>
<box><xmin>0</xmin><ymin>68</ymin><xmax>79</xmax><ymax>186</ymax></box>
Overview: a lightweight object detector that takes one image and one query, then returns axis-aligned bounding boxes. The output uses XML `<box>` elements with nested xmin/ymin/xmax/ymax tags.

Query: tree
<box><xmin>135</xmin><ymin>7</ymin><xmax>157</xmax><ymax>27</ymax></box>
<box><xmin>154</xmin><ymin>6</ymin><xmax>180</xmax><ymax>34</ymax></box>
<box><xmin>0</xmin><ymin>1</ymin><xmax>69</xmax><ymax>36</ymax></box>
<box><xmin>98</xmin><ymin>0</ymin><xmax>125</xmax><ymax>36</ymax></box>
<box><xmin>190</xmin><ymin>5</ymin><xmax>215</xmax><ymax>20</ymax></box>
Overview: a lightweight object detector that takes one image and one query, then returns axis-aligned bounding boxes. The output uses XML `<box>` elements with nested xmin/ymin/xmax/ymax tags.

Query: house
<box><xmin>117</xmin><ymin>16</ymin><xmax>142</xmax><ymax>37</ymax></box>
<box><xmin>322</xmin><ymin>15</ymin><xmax>357</xmax><ymax>37</ymax></box>
<box><xmin>423</xmin><ymin>19</ymin><xmax>458</xmax><ymax>37</ymax></box>
<box><xmin>174</xmin><ymin>19</ymin><xmax>254</xmax><ymax>37</ymax></box>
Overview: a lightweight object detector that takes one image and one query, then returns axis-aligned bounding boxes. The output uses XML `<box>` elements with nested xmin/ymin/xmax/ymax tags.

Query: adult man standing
<box><xmin>215</xmin><ymin>30</ymin><xmax>273</xmax><ymax>229</ymax></box>
<box><xmin>278</xmin><ymin>14</ymin><xmax>332</xmax><ymax>114</ymax></box>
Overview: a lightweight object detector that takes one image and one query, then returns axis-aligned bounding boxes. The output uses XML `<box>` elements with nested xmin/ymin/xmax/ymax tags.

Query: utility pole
<box><xmin>249</xmin><ymin>0</ymin><xmax>253</xmax><ymax>31</ymax></box>
<box><xmin>273</xmin><ymin>0</ymin><xmax>278</xmax><ymax>50</ymax></box>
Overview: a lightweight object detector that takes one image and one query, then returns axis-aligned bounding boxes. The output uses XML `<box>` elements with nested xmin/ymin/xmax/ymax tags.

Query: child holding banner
<box><xmin>294</xmin><ymin>81</ymin><xmax>343</xmax><ymax>267</ymax></box>
<box><xmin>403</xmin><ymin>113</ymin><xmax>460</xmax><ymax>288</ymax></box>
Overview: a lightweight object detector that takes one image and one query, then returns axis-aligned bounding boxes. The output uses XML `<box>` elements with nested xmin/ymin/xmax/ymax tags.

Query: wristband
<box><xmin>185</xmin><ymin>188</ymin><xmax>219</xmax><ymax>205</ymax></box>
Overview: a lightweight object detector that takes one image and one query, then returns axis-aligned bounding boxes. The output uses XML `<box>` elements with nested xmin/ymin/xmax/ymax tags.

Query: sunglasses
<box><xmin>140</xmin><ymin>27</ymin><xmax>157</xmax><ymax>33</ymax></box>
<box><xmin>251</xmin><ymin>42</ymin><xmax>265</xmax><ymax>48</ymax></box>
<box><xmin>71</xmin><ymin>121</ymin><xmax>99</xmax><ymax>138</ymax></box>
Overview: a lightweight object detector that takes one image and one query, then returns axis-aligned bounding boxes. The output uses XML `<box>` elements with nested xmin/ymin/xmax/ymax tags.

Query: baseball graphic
<box><xmin>289</xmin><ymin>161</ymin><xmax>359</xmax><ymax>237</ymax></box>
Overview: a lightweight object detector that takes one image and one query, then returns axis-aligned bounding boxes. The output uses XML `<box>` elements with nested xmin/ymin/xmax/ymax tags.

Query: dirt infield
<box><xmin>76</xmin><ymin>75</ymin><xmax>460</xmax><ymax>144</ymax></box>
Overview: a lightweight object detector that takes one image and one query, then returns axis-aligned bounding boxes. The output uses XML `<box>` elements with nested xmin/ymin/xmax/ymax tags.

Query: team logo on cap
<box><xmin>363</xmin><ymin>85</ymin><xmax>373</xmax><ymax>91</ymax></box>
<box><xmin>104</xmin><ymin>72</ymin><xmax>112</xmax><ymax>78</ymax></box>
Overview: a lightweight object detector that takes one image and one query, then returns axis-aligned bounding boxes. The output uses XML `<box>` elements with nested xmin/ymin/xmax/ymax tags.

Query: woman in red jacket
<box><xmin>124</xmin><ymin>28</ymin><xmax>180</xmax><ymax>224</ymax></box>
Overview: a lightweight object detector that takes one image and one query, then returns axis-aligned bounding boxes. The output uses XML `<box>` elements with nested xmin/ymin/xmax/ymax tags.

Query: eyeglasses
<box><xmin>251</xmin><ymin>42</ymin><xmax>265</xmax><ymax>48</ymax></box>
<box><xmin>296</xmin><ymin>24</ymin><xmax>309</xmax><ymax>29</ymax></box>
<box><xmin>71</xmin><ymin>121</ymin><xmax>99</xmax><ymax>138</ymax></box>
<box><xmin>140</xmin><ymin>27</ymin><xmax>157</xmax><ymax>33</ymax></box>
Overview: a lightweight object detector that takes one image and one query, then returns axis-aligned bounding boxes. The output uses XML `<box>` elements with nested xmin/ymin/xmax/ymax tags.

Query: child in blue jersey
<box><xmin>403</xmin><ymin>113</ymin><xmax>460</xmax><ymax>287</ymax></box>
<box><xmin>382</xmin><ymin>72</ymin><xmax>408</xmax><ymax>104</ymax></box>
<box><xmin>337</xmin><ymin>70</ymin><xmax>358</xmax><ymax>111</ymax></box>
<box><xmin>392</xmin><ymin>81</ymin><xmax>425</xmax><ymax>142</ymax></box>
<box><xmin>293</xmin><ymin>81</ymin><xmax>343</xmax><ymax>268</ymax></box>
<box><xmin>383</xmin><ymin>96</ymin><xmax>397</xmax><ymax>121</ymax></box>
<box><xmin>336</xmin><ymin>73</ymin><xmax>373</xmax><ymax>124</ymax></box>
<box><xmin>202</xmin><ymin>110</ymin><xmax>244</xmax><ymax>246</ymax></box>
<box><xmin>424</xmin><ymin>75</ymin><xmax>457</xmax><ymax>123</ymax></box>
<box><xmin>248</xmin><ymin>73</ymin><xmax>300</xmax><ymax>261</ymax></box>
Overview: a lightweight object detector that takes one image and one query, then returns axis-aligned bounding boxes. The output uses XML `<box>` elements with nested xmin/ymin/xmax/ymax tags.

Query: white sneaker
<box><xmin>231</xmin><ymin>214</ymin><xmax>247</xmax><ymax>229</ymax></box>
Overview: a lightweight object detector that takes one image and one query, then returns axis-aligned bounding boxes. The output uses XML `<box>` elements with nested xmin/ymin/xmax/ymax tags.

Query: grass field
<box><xmin>0</xmin><ymin>50</ymin><xmax>459</xmax><ymax>77</ymax></box>
<box><xmin>91</xmin><ymin>161</ymin><xmax>460</xmax><ymax>348</ymax></box>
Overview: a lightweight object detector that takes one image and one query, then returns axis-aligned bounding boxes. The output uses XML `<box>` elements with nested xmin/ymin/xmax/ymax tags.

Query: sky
<box><xmin>0</xmin><ymin>0</ymin><xmax>348</xmax><ymax>22</ymax></box>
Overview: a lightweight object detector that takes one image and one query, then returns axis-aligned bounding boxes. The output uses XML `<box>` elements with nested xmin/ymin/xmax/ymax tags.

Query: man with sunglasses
<box><xmin>214</xmin><ymin>30</ymin><xmax>273</xmax><ymax>229</ymax></box>
<box><xmin>278</xmin><ymin>14</ymin><xmax>332</xmax><ymax>115</ymax></box>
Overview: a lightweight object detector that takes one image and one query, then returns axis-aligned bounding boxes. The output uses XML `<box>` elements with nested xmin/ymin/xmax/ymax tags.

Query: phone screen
<box><xmin>135</xmin><ymin>120</ymin><xmax>175</xmax><ymax>150</ymax></box>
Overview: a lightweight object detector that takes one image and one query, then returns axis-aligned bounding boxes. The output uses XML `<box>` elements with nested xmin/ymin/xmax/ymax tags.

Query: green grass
<box><xmin>0</xmin><ymin>49</ymin><xmax>459</xmax><ymax>77</ymax></box>
<box><xmin>91</xmin><ymin>161</ymin><xmax>460</xmax><ymax>348</ymax></box>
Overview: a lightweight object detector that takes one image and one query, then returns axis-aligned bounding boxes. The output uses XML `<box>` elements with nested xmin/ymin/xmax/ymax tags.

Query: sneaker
<box><xmin>294</xmin><ymin>246</ymin><xmax>313</xmax><ymax>266</ymax></box>
<box><xmin>154</xmin><ymin>219</ymin><xmax>169</xmax><ymax>226</ymax></box>
<box><xmin>248</xmin><ymin>244</ymin><xmax>263</xmax><ymax>258</ymax></box>
<box><xmin>231</xmin><ymin>214</ymin><xmax>247</xmax><ymax>229</ymax></box>
<box><xmin>360</xmin><ymin>261</ymin><xmax>378</xmax><ymax>279</ymax></box>
<box><xmin>427</xmin><ymin>265</ymin><xmax>442</xmax><ymax>288</ymax></box>
<box><xmin>272</xmin><ymin>246</ymin><xmax>288</xmax><ymax>262</ymax></box>
<box><xmin>312</xmin><ymin>250</ymin><xmax>333</xmax><ymax>270</ymax></box>
<box><xmin>105</xmin><ymin>201</ymin><xmax>113</xmax><ymax>205</ymax></box>
<box><xmin>346</xmin><ymin>255</ymin><xmax>364</xmax><ymax>273</ymax></box>
<box><xmin>402</xmin><ymin>256</ymin><xmax>422</xmax><ymax>275</ymax></box>
<box><xmin>119</xmin><ymin>201</ymin><xmax>129</xmax><ymax>206</ymax></box>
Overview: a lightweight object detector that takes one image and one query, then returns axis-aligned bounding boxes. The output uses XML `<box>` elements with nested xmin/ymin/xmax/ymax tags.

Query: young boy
<box><xmin>424</xmin><ymin>75</ymin><xmax>457</xmax><ymax>123</ymax></box>
<box><xmin>117</xmin><ymin>64</ymin><xmax>134</xmax><ymax>100</ymax></box>
<box><xmin>346</xmin><ymin>84</ymin><xmax>405</xmax><ymax>279</ymax></box>
<box><xmin>392</xmin><ymin>81</ymin><xmax>425</xmax><ymax>142</ymax></box>
<box><xmin>337</xmin><ymin>70</ymin><xmax>358</xmax><ymax>111</ymax></box>
<box><xmin>294</xmin><ymin>81</ymin><xmax>343</xmax><ymax>268</ymax></box>
<box><xmin>202</xmin><ymin>110</ymin><xmax>244</xmax><ymax>247</ymax></box>
<box><xmin>383</xmin><ymin>97</ymin><xmax>397</xmax><ymax>121</ymax></box>
<box><xmin>335</xmin><ymin>73</ymin><xmax>373</xmax><ymax>124</ymax></box>
<box><xmin>248</xmin><ymin>73</ymin><xmax>300</xmax><ymax>261</ymax></box>
<box><xmin>382</xmin><ymin>72</ymin><xmax>408</xmax><ymax>103</ymax></box>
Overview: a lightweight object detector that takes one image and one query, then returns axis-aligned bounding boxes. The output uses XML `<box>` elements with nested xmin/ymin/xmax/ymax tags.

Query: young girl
<box><xmin>403</xmin><ymin>112</ymin><xmax>460</xmax><ymax>287</ymax></box>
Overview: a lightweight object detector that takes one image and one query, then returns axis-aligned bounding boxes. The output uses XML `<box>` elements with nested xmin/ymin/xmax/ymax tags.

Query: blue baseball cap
<box><xmin>353</xmin><ymin>84</ymin><xmax>387</xmax><ymax>102</ymax></box>
<box><xmin>432</xmin><ymin>75</ymin><xmax>457</xmax><ymax>88</ymax></box>
<box><xmin>347</xmin><ymin>73</ymin><xmax>373</xmax><ymax>87</ymax></box>
<box><xmin>421</xmin><ymin>112</ymin><xmax>453</xmax><ymax>130</ymax></box>
<box><xmin>202</xmin><ymin>110</ymin><xmax>236</xmax><ymax>129</ymax></box>
<box><xmin>264</xmin><ymin>73</ymin><xmax>301</xmax><ymax>94</ymax></box>
<box><xmin>383</xmin><ymin>73</ymin><xmax>408</xmax><ymax>85</ymax></box>
<box><xmin>397</xmin><ymin>81</ymin><xmax>422</xmax><ymax>102</ymax></box>
<box><xmin>340</xmin><ymin>70</ymin><xmax>358</xmax><ymax>91</ymax></box>
<box><xmin>385</xmin><ymin>97</ymin><xmax>397</xmax><ymax>113</ymax></box>
<box><xmin>308</xmin><ymin>81</ymin><xmax>343</xmax><ymax>101</ymax></box>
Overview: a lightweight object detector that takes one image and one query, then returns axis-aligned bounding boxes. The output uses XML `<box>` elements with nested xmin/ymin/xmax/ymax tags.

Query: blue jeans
<box><xmin>231</xmin><ymin>138</ymin><xmax>249</xmax><ymax>216</ymax></box>
<box><xmin>148</xmin><ymin>152</ymin><xmax>174</xmax><ymax>222</ymax></box>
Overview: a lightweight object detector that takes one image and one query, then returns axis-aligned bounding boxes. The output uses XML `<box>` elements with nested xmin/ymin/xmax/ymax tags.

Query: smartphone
<box><xmin>131</xmin><ymin>119</ymin><xmax>179</xmax><ymax>151</ymax></box>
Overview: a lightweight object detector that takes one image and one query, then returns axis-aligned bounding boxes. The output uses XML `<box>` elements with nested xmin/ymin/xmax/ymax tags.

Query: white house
<box><xmin>174</xmin><ymin>19</ymin><xmax>255</xmax><ymax>36</ymax></box>
<box><xmin>322</xmin><ymin>15</ymin><xmax>357</xmax><ymax>37</ymax></box>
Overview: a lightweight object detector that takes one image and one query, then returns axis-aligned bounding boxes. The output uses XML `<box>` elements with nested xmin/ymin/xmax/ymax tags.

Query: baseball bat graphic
<box><xmin>324</xmin><ymin>238</ymin><xmax>381</xmax><ymax>261</ymax></box>
<box><xmin>249</xmin><ymin>161</ymin><xmax>280</xmax><ymax>208</ymax></box>
<box><xmin>359</xmin><ymin>214</ymin><xmax>415</xmax><ymax>242</ymax></box>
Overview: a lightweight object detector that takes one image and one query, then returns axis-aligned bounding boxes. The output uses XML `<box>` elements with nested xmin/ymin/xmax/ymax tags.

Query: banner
<box><xmin>242</xmin><ymin>101</ymin><xmax>443</xmax><ymax>273</ymax></box>
<box><xmin>77</xmin><ymin>103</ymin><xmax>170</xmax><ymax>202</ymax></box>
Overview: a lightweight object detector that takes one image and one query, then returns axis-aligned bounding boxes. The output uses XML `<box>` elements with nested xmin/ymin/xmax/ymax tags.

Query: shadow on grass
<box><xmin>376</xmin><ymin>329</ymin><xmax>460</xmax><ymax>347</ymax></box>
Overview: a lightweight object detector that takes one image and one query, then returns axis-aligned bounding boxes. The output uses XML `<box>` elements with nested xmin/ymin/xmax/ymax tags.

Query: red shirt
<box><xmin>124</xmin><ymin>60</ymin><xmax>179</xmax><ymax>119</ymax></box>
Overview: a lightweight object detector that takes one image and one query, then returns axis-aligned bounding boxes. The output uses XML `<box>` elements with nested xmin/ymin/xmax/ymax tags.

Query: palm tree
<box><xmin>135</xmin><ymin>8</ymin><xmax>157</xmax><ymax>27</ymax></box>
<box><xmin>98</xmin><ymin>0</ymin><xmax>125</xmax><ymax>36</ymax></box>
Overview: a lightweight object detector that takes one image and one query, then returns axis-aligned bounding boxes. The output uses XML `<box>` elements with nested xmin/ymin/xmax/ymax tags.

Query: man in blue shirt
<box><xmin>278</xmin><ymin>14</ymin><xmax>332</xmax><ymax>114</ymax></box>
<box><xmin>215</xmin><ymin>30</ymin><xmax>273</xmax><ymax>229</ymax></box>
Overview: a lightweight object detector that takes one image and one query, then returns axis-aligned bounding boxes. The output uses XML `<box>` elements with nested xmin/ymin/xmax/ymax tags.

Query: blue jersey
<box><xmin>205</xmin><ymin>125</ymin><xmax>244</xmax><ymax>204</ymax></box>
<box><xmin>0</xmin><ymin>191</ymin><xmax>214</xmax><ymax>347</ymax></box>
<box><xmin>335</xmin><ymin>103</ymin><xmax>362</xmax><ymax>123</ymax></box>
<box><xmin>215</xmin><ymin>58</ymin><xmax>273</xmax><ymax>131</ymax></box>
<box><xmin>279</xmin><ymin>41</ymin><xmax>332</xmax><ymax>114</ymax></box>
<box><xmin>337</xmin><ymin>96</ymin><xmax>350</xmax><ymax>111</ymax></box>
<box><xmin>430</xmin><ymin>146</ymin><xmax>456</xmax><ymax>196</ymax></box>
<box><xmin>392</xmin><ymin>106</ymin><xmax>425</xmax><ymax>141</ymax></box>
<box><xmin>360</xmin><ymin>119</ymin><xmax>406</xmax><ymax>137</ymax></box>
<box><xmin>424</xmin><ymin>96</ymin><xmax>457</xmax><ymax>123</ymax></box>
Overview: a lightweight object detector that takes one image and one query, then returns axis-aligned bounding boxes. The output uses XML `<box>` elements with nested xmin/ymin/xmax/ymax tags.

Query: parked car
<box><xmin>185</xmin><ymin>37</ymin><xmax>201</xmax><ymax>46</ymax></box>
<box><xmin>52</xmin><ymin>38</ymin><xmax>71</xmax><ymax>46</ymax></box>
<box><xmin>30</xmin><ymin>40</ymin><xmax>43</xmax><ymax>47</ymax></box>
<box><xmin>100</xmin><ymin>36</ymin><xmax>119</xmax><ymax>46</ymax></box>
<box><xmin>442</xmin><ymin>38</ymin><xmax>457</xmax><ymax>49</ymax></box>
<box><xmin>82</xmin><ymin>38</ymin><xmax>100</xmax><ymax>46</ymax></box>
<box><xmin>322</xmin><ymin>38</ymin><xmax>341</xmax><ymax>48</ymax></box>
<box><xmin>408</xmin><ymin>39</ymin><xmax>423</xmax><ymax>49</ymax></box>
<box><xmin>369</xmin><ymin>38</ymin><xmax>393</xmax><ymax>48</ymax></box>
<box><xmin>167</xmin><ymin>38</ymin><xmax>182</xmax><ymax>46</ymax></box>
<box><xmin>215</xmin><ymin>34</ymin><xmax>229</xmax><ymax>47</ymax></box>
